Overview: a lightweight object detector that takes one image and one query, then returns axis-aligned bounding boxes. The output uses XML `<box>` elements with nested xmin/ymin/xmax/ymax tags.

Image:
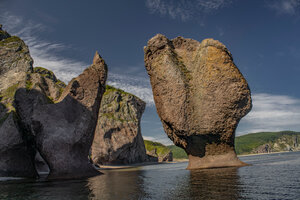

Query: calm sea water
<box><xmin>1</xmin><ymin>151</ymin><xmax>300</xmax><ymax>200</ymax></box>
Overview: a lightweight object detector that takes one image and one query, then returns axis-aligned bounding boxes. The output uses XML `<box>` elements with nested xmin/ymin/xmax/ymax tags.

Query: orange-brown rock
<box><xmin>144</xmin><ymin>34</ymin><xmax>252</xmax><ymax>169</ymax></box>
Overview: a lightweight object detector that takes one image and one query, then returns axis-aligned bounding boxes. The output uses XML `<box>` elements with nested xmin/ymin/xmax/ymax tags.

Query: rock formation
<box><xmin>15</xmin><ymin>51</ymin><xmax>107</xmax><ymax>179</ymax></box>
<box><xmin>0</xmin><ymin>25</ymin><xmax>37</xmax><ymax>177</ymax></box>
<box><xmin>91</xmin><ymin>85</ymin><xmax>148</xmax><ymax>165</ymax></box>
<box><xmin>144</xmin><ymin>34</ymin><xmax>252</xmax><ymax>169</ymax></box>
<box><xmin>0</xmin><ymin>25</ymin><xmax>33</xmax><ymax>92</ymax></box>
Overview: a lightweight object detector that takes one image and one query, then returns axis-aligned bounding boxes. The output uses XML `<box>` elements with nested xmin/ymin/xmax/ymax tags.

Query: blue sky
<box><xmin>1</xmin><ymin>0</ymin><xmax>300</xmax><ymax>144</ymax></box>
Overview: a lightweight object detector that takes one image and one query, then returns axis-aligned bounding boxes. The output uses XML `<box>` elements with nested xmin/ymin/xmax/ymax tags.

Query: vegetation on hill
<box><xmin>144</xmin><ymin>140</ymin><xmax>170</xmax><ymax>156</ymax></box>
<box><xmin>145</xmin><ymin>131</ymin><xmax>300</xmax><ymax>158</ymax></box>
<box><xmin>235</xmin><ymin>131</ymin><xmax>300</xmax><ymax>155</ymax></box>
<box><xmin>144</xmin><ymin>140</ymin><xmax>188</xmax><ymax>159</ymax></box>
<box><xmin>167</xmin><ymin>145</ymin><xmax>188</xmax><ymax>159</ymax></box>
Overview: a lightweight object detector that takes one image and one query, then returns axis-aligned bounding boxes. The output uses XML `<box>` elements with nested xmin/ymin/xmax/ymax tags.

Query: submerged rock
<box><xmin>91</xmin><ymin>86</ymin><xmax>148</xmax><ymax>165</ymax></box>
<box><xmin>144</xmin><ymin>34</ymin><xmax>252</xmax><ymax>169</ymax></box>
<box><xmin>15</xmin><ymin>52</ymin><xmax>107</xmax><ymax>179</ymax></box>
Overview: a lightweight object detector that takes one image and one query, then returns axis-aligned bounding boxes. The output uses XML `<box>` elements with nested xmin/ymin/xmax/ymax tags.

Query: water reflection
<box><xmin>88</xmin><ymin>169</ymin><xmax>146</xmax><ymax>200</ymax></box>
<box><xmin>1</xmin><ymin>152</ymin><xmax>300</xmax><ymax>199</ymax></box>
<box><xmin>186</xmin><ymin>167</ymin><xmax>241</xmax><ymax>200</ymax></box>
<box><xmin>140</xmin><ymin>163</ymin><xmax>241</xmax><ymax>200</ymax></box>
<box><xmin>0</xmin><ymin>178</ymin><xmax>92</xmax><ymax>200</ymax></box>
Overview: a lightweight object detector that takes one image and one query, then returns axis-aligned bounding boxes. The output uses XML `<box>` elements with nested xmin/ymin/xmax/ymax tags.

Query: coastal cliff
<box><xmin>92</xmin><ymin>85</ymin><xmax>148</xmax><ymax>165</ymax></box>
<box><xmin>0</xmin><ymin>25</ymin><xmax>107</xmax><ymax>178</ymax></box>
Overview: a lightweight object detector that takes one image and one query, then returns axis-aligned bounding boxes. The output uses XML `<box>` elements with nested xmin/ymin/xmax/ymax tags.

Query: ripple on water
<box><xmin>0</xmin><ymin>152</ymin><xmax>300</xmax><ymax>200</ymax></box>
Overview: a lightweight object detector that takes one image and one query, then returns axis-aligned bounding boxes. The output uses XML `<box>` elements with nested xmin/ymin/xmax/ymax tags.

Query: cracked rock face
<box><xmin>91</xmin><ymin>86</ymin><xmax>147</xmax><ymax>165</ymax></box>
<box><xmin>144</xmin><ymin>34</ymin><xmax>252</xmax><ymax>169</ymax></box>
<box><xmin>0</xmin><ymin>25</ymin><xmax>33</xmax><ymax>93</ymax></box>
<box><xmin>15</xmin><ymin>52</ymin><xmax>107</xmax><ymax>179</ymax></box>
<box><xmin>0</xmin><ymin>25</ymin><xmax>37</xmax><ymax>177</ymax></box>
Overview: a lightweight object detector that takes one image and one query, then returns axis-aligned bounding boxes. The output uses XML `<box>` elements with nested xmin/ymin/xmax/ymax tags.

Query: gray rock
<box><xmin>0</xmin><ymin>25</ymin><xmax>33</xmax><ymax>93</ymax></box>
<box><xmin>15</xmin><ymin>52</ymin><xmax>107</xmax><ymax>179</ymax></box>
<box><xmin>91</xmin><ymin>86</ymin><xmax>148</xmax><ymax>165</ymax></box>
<box><xmin>0</xmin><ymin>111</ymin><xmax>37</xmax><ymax>177</ymax></box>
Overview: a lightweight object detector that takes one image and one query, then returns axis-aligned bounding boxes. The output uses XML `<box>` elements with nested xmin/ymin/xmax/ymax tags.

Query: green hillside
<box><xmin>144</xmin><ymin>140</ymin><xmax>170</xmax><ymax>157</ymax></box>
<box><xmin>167</xmin><ymin>145</ymin><xmax>188</xmax><ymax>159</ymax></box>
<box><xmin>144</xmin><ymin>140</ymin><xmax>188</xmax><ymax>159</ymax></box>
<box><xmin>235</xmin><ymin>131</ymin><xmax>300</xmax><ymax>155</ymax></box>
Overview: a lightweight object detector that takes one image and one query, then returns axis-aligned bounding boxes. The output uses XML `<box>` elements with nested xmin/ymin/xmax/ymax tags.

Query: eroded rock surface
<box><xmin>91</xmin><ymin>86</ymin><xmax>147</xmax><ymax>165</ymax></box>
<box><xmin>15</xmin><ymin>52</ymin><xmax>107</xmax><ymax>179</ymax></box>
<box><xmin>144</xmin><ymin>34</ymin><xmax>252</xmax><ymax>169</ymax></box>
<box><xmin>0</xmin><ymin>25</ymin><xmax>37</xmax><ymax>177</ymax></box>
<box><xmin>0</xmin><ymin>24</ymin><xmax>33</xmax><ymax>92</ymax></box>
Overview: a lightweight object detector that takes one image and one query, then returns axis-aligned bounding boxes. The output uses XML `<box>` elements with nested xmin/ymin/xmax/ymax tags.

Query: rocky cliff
<box><xmin>144</xmin><ymin>34</ymin><xmax>252</xmax><ymax>169</ymax></box>
<box><xmin>15</xmin><ymin>52</ymin><xmax>107</xmax><ymax>179</ymax></box>
<box><xmin>0</xmin><ymin>24</ymin><xmax>33</xmax><ymax>93</ymax></box>
<box><xmin>0</xmin><ymin>25</ymin><xmax>38</xmax><ymax>177</ymax></box>
<box><xmin>0</xmin><ymin>25</ymin><xmax>107</xmax><ymax>179</ymax></box>
<box><xmin>91</xmin><ymin>85</ymin><xmax>148</xmax><ymax>165</ymax></box>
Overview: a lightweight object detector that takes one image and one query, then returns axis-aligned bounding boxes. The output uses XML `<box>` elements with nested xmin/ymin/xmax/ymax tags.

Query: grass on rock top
<box><xmin>105</xmin><ymin>85</ymin><xmax>141</xmax><ymax>101</ymax></box>
<box><xmin>144</xmin><ymin>140</ymin><xmax>171</xmax><ymax>156</ymax></box>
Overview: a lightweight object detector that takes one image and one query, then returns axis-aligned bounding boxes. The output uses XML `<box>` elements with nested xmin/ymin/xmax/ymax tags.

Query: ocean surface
<box><xmin>1</xmin><ymin>151</ymin><xmax>300</xmax><ymax>200</ymax></box>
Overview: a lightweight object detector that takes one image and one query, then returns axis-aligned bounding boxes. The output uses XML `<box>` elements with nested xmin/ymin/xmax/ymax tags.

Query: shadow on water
<box><xmin>0</xmin><ymin>178</ymin><xmax>92</xmax><ymax>200</ymax></box>
<box><xmin>0</xmin><ymin>169</ymin><xmax>145</xmax><ymax>200</ymax></box>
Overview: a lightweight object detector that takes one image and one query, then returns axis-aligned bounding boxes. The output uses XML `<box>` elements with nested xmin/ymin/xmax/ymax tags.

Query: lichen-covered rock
<box><xmin>144</xmin><ymin>34</ymin><xmax>252</xmax><ymax>169</ymax></box>
<box><xmin>0</xmin><ymin>25</ymin><xmax>33</xmax><ymax>93</ymax></box>
<box><xmin>15</xmin><ymin>52</ymin><xmax>107</xmax><ymax>179</ymax></box>
<box><xmin>91</xmin><ymin>86</ymin><xmax>147</xmax><ymax>165</ymax></box>
<box><xmin>0</xmin><ymin>25</ymin><xmax>37</xmax><ymax>177</ymax></box>
<box><xmin>27</xmin><ymin>67</ymin><xmax>66</xmax><ymax>102</ymax></box>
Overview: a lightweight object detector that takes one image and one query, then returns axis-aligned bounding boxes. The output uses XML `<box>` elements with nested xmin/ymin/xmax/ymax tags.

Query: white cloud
<box><xmin>0</xmin><ymin>11</ymin><xmax>87</xmax><ymax>83</ymax></box>
<box><xmin>107</xmin><ymin>73</ymin><xmax>155</xmax><ymax>105</ymax></box>
<box><xmin>143</xmin><ymin>135</ymin><xmax>173</xmax><ymax>145</ymax></box>
<box><xmin>268</xmin><ymin>0</ymin><xmax>300</xmax><ymax>15</ymax></box>
<box><xmin>145</xmin><ymin>0</ymin><xmax>232</xmax><ymax>21</ymax></box>
<box><xmin>0</xmin><ymin>12</ymin><xmax>154</xmax><ymax>105</ymax></box>
<box><xmin>237</xmin><ymin>93</ymin><xmax>300</xmax><ymax>135</ymax></box>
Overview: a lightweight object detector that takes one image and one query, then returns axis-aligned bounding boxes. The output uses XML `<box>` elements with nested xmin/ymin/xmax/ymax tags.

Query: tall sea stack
<box><xmin>15</xmin><ymin>52</ymin><xmax>107</xmax><ymax>179</ymax></box>
<box><xmin>91</xmin><ymin>86</ymin><xmax>148</xmax><ymax>165</ymax></box>
<box><xmin>144</xmin><ymin>34</ymin><xmax>252</xmax><ymax>169</ymax></box>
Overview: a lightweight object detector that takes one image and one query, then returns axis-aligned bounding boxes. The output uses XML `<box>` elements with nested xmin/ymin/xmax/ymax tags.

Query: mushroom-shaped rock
<box><xmin>15</xmin><ymin>51</ymin><xmax>107</xmax><ymax>179</ymax></box>
<box><xmin>144</xmin><ymin>34</ymin><xmax>252</xmax><ymax>169</ymax></box>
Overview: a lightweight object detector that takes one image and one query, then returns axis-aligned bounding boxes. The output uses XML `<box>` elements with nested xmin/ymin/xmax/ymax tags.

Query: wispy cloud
<box><xmin>0</xmin><ymin>11</ymin><xmax>87</xmax><ymax>83</ymax></box>
<box><xmin>143</xmin><ymin>135</ymin><xmax>173</xmax><ymax>145</ymax></box>
<box><xmin>145</xmin><ymin>0</ymin><xmax>232</xmax><ymax>21</ymax></box>
<box><xmin>107</xmin><ymin>73</ymin><xmax>154</xmax><ymax>105</ymax></box>
<box><xmin>267</xmin><ymin>0</ymin><xmax>300</xmax><ymax>15</ymax></box>
<box><xmin>0</xmin><ymin>11</ymin><xmax>154</xmax><ymax>105</ymax></box>
<box><xmin>237</xmin><ymin>93</ymin><xmax>300</xmax><ymax>135</ymax></box>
